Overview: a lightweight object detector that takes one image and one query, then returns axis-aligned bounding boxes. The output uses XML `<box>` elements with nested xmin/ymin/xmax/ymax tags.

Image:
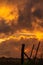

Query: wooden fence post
<box><xmin>34</xmin><ymin>41</ymin><xmax>40</xmax><ymax>59</ymax></box>
<box><xmin>21</xmin><ymin>44</ymin><xmax>25</xmax><ymax>65</ymax></box>
<box><xmin>30</xmin><ymin>44</ymin><xmax>34</xmax><ymax>58</ymax></box>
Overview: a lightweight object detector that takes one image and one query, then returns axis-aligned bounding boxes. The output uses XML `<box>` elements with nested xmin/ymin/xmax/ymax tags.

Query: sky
<box><xmin>0</xmin><ymin>0</ymin><xmax>43</xmax><ymax>58</ymax></box>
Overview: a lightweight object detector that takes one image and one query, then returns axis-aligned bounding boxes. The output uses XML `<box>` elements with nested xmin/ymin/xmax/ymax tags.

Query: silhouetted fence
<box><xmin>21</xmin><ymin>42</ymin><xmax>40</xmax><ymax>65</ymax></box>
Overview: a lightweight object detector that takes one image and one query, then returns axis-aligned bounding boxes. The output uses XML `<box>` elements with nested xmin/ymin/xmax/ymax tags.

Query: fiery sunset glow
<box><xmin>0</xmin><ymin>0</ymin><xmax>43</xmax><ymax>58</ymax></box>
<box><xmin>0</xmin><ymin>4</ymin><xmax>19</xmax><ymax>24</ymax></box>
<box><xmin>0</xmin><ymin>29</ymin><xmax>43</xmax><ymax>43</ymax></box>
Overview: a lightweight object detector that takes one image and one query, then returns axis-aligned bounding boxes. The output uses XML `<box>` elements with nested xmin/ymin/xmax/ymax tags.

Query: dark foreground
<box><xmin>0</xmin><ymin>57</ymin><xmax>43</xmax><ymax>65</ymax></box>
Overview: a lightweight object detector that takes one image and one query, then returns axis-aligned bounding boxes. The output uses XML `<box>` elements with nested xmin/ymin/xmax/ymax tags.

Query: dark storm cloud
<box><xmin>0</xmin><ymin>19</ymin><xmax>11</xmax><ymax>34</ymax></box>
<box><xmin>32</xmin><ymin>8</ymin><xmax>43</xmax><ymax>28</ymax></box>
<box><xmin>17</xmin><ymin>0</ymin><xmax>43</xmax><ymax>31</ymax></box>
<box><xmin>33</xmin><ymin>9</ymin><xmax>43</xmax><ymax>19</ymax></box>
<box><xmin>0</xmin><ymin>19</ymin><xmax>20</xmax><ymax>34</ymax></box>
<box><xmin>17</xmin><ymin>0</ymin><xmax>34</xmax><ymax>30</ymax></box>
<box><xmin>18</xmin><ymin>11</ymin><xmax>33</xmax><ymax>30</ymax></box>
<box><xmin>32</xmin><ymin>0</ymin><xmax>43</xmax><ymax>19</ymax></box>
<box><xmin>31</xmin><ymin>0</ymin><xmax>43</xmax><ymax>29</ymax></box>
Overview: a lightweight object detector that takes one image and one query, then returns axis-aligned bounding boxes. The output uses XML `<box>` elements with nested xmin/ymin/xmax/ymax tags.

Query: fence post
<box><xmin>21</xmin><ymin>44</ymin><xmax>25</xmax><ymax>65</ymax></box>
<box><xmin>34</xmin><ymin>41</ymin><xmax>40</xmax><ymax>59</ymax></box>
<box><xmin>30</xmin><ymin>44</ymin><xmax>34</xmax><ymax>58</ymax></box>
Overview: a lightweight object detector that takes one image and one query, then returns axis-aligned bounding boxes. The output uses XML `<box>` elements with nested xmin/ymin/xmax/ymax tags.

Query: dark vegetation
<box><xmin>0</xmin><ymin>57</ymin><xmax>43</xmax><ymax>65</ymax></box>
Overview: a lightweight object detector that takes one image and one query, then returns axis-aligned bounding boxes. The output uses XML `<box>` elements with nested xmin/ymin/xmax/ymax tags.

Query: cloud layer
<box><xmin>0</xmin><ymin>0</ymin><xmax>43</xmax><ymax>58</ymax></box>
<box><xmin>0</xmin><ymin>0</ymin><xmax>43</xmax><ymax>34</ymax></box>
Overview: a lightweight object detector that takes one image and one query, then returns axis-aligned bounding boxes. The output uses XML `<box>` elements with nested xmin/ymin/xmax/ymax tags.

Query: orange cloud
<box><xmin>0</xmin><ymin>4</ymin><xmax>19</xmax><ymax>24</ymax></box>
<box><xmin>0</xmin><ymin>29</ymin><xmax>43</xmax><ymax>43</ymax></box>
